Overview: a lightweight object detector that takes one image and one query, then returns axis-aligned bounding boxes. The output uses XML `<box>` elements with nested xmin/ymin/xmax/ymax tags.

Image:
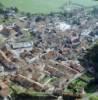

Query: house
<box><xmin>0</xmin><ymin>25</ymin><xmax>3</xmax><ymax>32</ymax></box>
<box><xmin>63</xmin><ymin>93</ymin><xmax>82</xmax><ymax>100</ymax></box>
<box><xmin>44</xmin><ymin>65</ymin><xmax>65</xmax><ymax>78</ymax></box>
<box><xmin>55</xmin><ymin>22</ymin><xmax>71</xmax><ymax>32</ymax></box>
<box><xmin>0</xmin><ymin>80</ymin><xmax>9</xmax><ymax>97</ymax></box>
<box><xmin>11</xmin><ymin>74</ymin><xmax>44</xmax><ymax>91</ymax></box>
<box><xmin>11</xmin><ymin>41</ymin><xmax>33</xmax><ymax>49</ymax></box>
<box><xmin>0</xmin><ymin>50</ymin><xmax>17</xmax><ymax>70</ymax></box>
<box><xmin>0</xmin><ymin>64</ymin><xmax>4</xmax><ymax>73</ymax></box>
<box><xmin>81</xmin><ymin>29</ymin><xmax>92</xmax><ymax>36</ymax></box>
<box><xmin>19</xmin><ymin>16</ymin><xmax>27</xmax><ymax>22</ymax></box>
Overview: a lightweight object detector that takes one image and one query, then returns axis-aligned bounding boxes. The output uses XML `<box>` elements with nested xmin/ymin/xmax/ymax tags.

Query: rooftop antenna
<box><xmin>60</xmin><ymin>0</ymin><xmax>72</xmax><ymax>11</ymax></box>
<box><xmin>66</xmin><ymin>0</ymin><xmax>71</xmax><ymax>6</ymax></box>
<box><xmin>65</xmin><ymin>0</ymin><xmax>72</xmax><ymax>11</ymax></box>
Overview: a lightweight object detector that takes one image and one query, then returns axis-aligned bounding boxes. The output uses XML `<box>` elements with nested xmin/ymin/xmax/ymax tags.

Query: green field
<box><xmin>0</xmin><ymin>0</ymin><xmax>98</xmax><ymax>14</ymax></box>
<box><xmin>0</xmin><ymin>0</ymin><xmax>66</xmax><ymax>14</ymax></box>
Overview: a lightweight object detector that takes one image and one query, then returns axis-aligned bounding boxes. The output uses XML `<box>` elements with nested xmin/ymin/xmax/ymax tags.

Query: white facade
<box><xmin>56</xmin><ymin>22</ymin><xmax>71</xmax><ymax>32</ymax></box>
<box><xmin>0</xmin><ymin>25</ymin><xmax>3</xmax><ymax>31</ymax></box>
<box><xmin>11</xmin><ymin>41</ymin><xmax>33</xmax><ymax>49</ymax></box>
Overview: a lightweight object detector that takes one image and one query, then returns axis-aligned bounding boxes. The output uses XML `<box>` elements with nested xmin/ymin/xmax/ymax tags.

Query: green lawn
<box><xmin>0</xmin><ymin>0</ymin><xmax>98</xmax><ymax>14</ymax></box>
<box><xmin>0</xmin><ymin>0</ymin><xmax>66</xmax><ymax>14</ymax></box>
<box><xmin>71</xmin><ymin>0</ymin><xmax>98</xmax><ymax>7</ymax></box>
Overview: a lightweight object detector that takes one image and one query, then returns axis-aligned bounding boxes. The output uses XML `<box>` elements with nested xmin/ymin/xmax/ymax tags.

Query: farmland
<box><xmin>0</xmin><ymin>0</ymin><xmax>98</xmax><ymax>14</ymax></box>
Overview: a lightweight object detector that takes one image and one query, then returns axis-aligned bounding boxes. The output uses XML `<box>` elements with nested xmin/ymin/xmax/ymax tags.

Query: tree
<box><xmin>0</xmin><ymin>3</ymin><xmax>4</xmax><ymax>9</ymax></box>
<box><xmin>89</xmin><ymin>96</ymin><xmax>98</xmax><ymax>100</ymax></box>
<box><xmin>0</xmin><ymin>3</ymin><xmax>4</xmax><ymax>14</ymax></box>
<box><xmin>26</xmin><ymin>12</ymin><xmax>31</xmax><ymax>18</ymax></box>
<box><xmin>84</xmin><ymin>43</ymin><xmax>98</xmax><ymax>82</ymax></box>
<box><xmin>0</xmin><ymin>8</ymin><xmax>4</xmax><ymax>14</ymax></box>
<box><xmin>13</xmin><ymin>7</ymin><xmax>19</xmax><ymax>13</ymax></box>
<box><xmin>4</xmin><ymin>14</ymin><xmax>9</xmax><ymax>20</ymax></box>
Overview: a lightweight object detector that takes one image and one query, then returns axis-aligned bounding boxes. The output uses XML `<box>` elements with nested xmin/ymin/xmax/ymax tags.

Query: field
<box><xmin>0</xmin><ymin>0</ymin><xmax>98</xmax><ymax>14</ymax></box>
<box><xmin>0</xmin><ymin>0</ymin><xmax>66</xmax><ymax>14</ymax></box>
